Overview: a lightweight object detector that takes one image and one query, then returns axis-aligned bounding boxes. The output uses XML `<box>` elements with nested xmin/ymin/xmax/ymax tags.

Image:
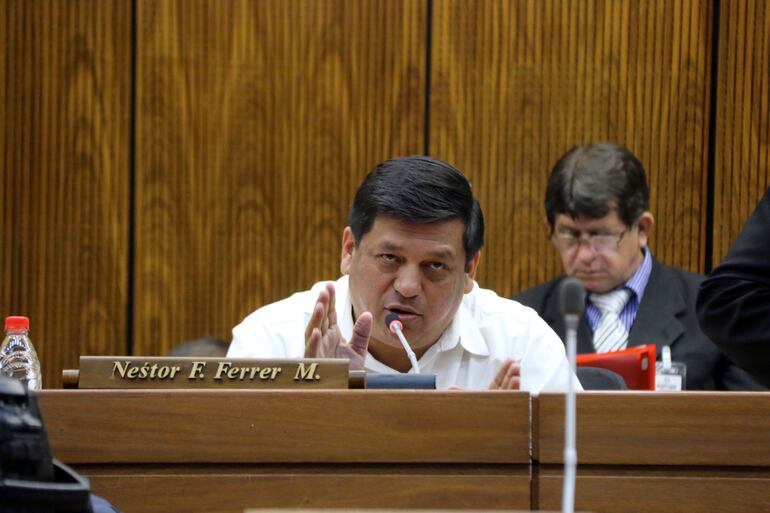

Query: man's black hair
<box><xmin>348</xmin><ymin>155</ymin><xmax>484</xmax><ymax>264</ymax></box>
<box><xmin>545</xmin><ymin>142</ymin><xmax>650</xmax><ymax>229</ymax></box>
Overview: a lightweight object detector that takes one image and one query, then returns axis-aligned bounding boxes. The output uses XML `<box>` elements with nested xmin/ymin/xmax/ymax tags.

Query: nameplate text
<box><xmin>77</xmin><ymin>356</ymin><xmax>350</xmax><ymax>389</ymax></box>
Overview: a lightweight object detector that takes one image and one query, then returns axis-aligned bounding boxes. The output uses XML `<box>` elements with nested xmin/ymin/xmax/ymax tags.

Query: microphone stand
<box><xmin>559</xmin><ymin>277</ymin><xmax>585</xmax><ymax>513</ymax></box>
<box><xmin>562</xmin><ymin>311</ymin><xmax>579</xmax><ymax>513</ymax></box>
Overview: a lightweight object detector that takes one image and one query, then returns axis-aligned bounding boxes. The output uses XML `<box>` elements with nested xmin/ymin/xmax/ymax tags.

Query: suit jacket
<box><xmin>697</xmin><ymin>186</ymin><xmax>770</xmax><ymax>387</ymax></box>
<box><xmin>513</xmin><ymin>259</ymin><xmax>764</xmax><ymax>390</ymax></box>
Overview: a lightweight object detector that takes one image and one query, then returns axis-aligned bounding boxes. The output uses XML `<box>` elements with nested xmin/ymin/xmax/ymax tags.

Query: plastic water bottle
<box><xmin>0</xmin><ymin>316</ymin><xmax>42</xmax><ymax>390</ymax></box>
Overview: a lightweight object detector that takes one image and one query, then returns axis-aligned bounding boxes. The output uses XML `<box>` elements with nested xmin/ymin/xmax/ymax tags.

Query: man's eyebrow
<box><xmin>377</xmin><ymin>241</ymin><xmax>403</xmax><ymax>252</ymax></box>
<box><xmin>425</xmin><ymin>248</ymin><xmax>455</xmax><ymax>260</ymax></box>
<box><xmin>556</xmin><ymin>223</ymin><xmax>612</xmax><ymax>235</ymax></box>
<box><xmin>376</xmin><ymin>241</ymin><xmax>456</xmax><ymax>260</ymax></box>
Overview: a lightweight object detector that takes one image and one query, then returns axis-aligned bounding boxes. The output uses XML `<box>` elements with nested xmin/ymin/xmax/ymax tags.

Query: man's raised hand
<box><xmin>304</xmin><ymin>282</ymin><xmax>372</xmax><ymax>369</ymax></box>
<box><xmin>489</xmin><ymin>358</ymin><xmax>521</xmax><ymax>390</ymax></box>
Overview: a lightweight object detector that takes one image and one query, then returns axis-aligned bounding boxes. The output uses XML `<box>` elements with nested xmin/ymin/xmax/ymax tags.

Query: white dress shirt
<box><xmin>229</xmin><ymin>276</ymin><xmax>581</xmax><ymax>393</ymax></box>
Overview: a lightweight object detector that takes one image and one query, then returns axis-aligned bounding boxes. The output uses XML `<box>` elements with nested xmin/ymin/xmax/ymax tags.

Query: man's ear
<box><xmin>340</xmin><ymin>227</ymin><xmax>356</xmax><ymax>275</ymax></box>
<box><xmin>464</xmin><ymin>251</ymin><xmax>481</xmax><ymax>293</ymax></box>
<box><xmin>636</xmin><ymin>211</ymin><xmax>655</xmax><ymax>247</ymax></box>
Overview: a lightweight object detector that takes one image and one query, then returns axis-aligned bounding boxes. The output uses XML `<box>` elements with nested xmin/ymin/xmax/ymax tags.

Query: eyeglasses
<box><xmin>550</xmin><ymin>228</ymin><xmax>628</xmax><ymax>254</ymax></box>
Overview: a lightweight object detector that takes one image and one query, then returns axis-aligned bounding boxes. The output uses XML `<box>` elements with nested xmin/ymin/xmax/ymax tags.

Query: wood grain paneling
<box><xmin>712</xmin><ymin>0</ymin><xmax>770</xmax><ymax>264</ymax></box>
<box><xmin>539</xmin><ymin>467</ymin><xmax>770</xmax><ymax>513</ymax></box>
<box><xmin>535</xmin><ymin>392</ymin><xmax>770</xmax><ymax>512</ymax></box>
<box><xmin>3</xmin><ymin>0</ymin><xmax>769</xmax><ymax>367</ymax></box>
<box><xmin>0</xmin><ymin>1</ymin><xmax>130</xmax><ymax>386</ymax></box>
<box><xmin>86</xmin><ymin>472</ymin><xmax>530</xmax><ymax>513</ymax></box>
<box><xmin>41</xmin><ymin>389</ymin><xmax>770</xmax><ymax>512</ymax></box>
<box><xmin>40</xmin><ymin>389</ymin><xmax>531</xmax><ymax>511</ymax></box>
<box><xmin>134</xmin><ymin>0</ymin><xmax>425</xmax><ymax>355</ymax></box>
<box><xmin>535</xmin><ymin>392</ymin><xmax>770</xmax><ymax>466</ymax></box>
<box><xmin>430</xmin><ymin>0</ymin><xmax>713</xmax><ymax>296</ymax></box>
<box><xmin>40</xmin><ymin>390</ymin><xmax>530</xmax><ymax>463</ymax></box>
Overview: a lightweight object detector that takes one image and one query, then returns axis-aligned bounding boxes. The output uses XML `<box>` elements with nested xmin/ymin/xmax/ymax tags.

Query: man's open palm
<box><xmin>304</xmin><ymin>282</ymin><xmax>372</xmax><ymax>369</ymax></box>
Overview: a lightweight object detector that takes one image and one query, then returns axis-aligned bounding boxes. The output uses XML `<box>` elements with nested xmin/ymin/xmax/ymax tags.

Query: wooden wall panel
<box><xmin>0</xmin><ymin>1</ymin><xmax>130</xmax><ymax>386</ymax></box>
<box><xmin>712</xmin><ymin>0</ymin><xmax>770</xmax><ymax>264</ymax></box>
<box><xmin>430</xmin><ymin>0</ymin><xmax>713</xmax><ymax>296</ymax></box>
<box><xmin>4</xmin><ymin>0</ymin><xmax>768</xmax><ymax>368</ymax></box>
<box><xmin>134</xmin><ymin>0</ymin><xmax>425</xmax><ymax>354</ymax></box>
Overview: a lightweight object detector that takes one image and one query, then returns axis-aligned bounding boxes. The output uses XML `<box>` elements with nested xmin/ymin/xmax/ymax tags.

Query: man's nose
<box><xmin>393</xmin><ymin>266</ymin><xmax>421</xmax><ymax>298</ymax></box>
<box><xmin>574</xmin><ymin>241</ymin><xmax>596</xmax><ymax>263</ymax></box>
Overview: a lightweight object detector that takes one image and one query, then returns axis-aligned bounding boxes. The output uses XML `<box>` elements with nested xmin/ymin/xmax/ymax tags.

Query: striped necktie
<box><xmin>590</xmin><ymin>288</ymin><xmax>632</xmax><ymax>353</ymax></box>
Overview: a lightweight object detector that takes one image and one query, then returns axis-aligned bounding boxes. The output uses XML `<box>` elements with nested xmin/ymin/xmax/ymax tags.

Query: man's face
<box><xmin>552</xmin><ymin>210</ymin><xmax>653</xmax><ymax>293</ymax></box>
<box><xmin>340</xmin><ymin>215</ymin><xmax>479</xmax><ymax>353</ymax></box>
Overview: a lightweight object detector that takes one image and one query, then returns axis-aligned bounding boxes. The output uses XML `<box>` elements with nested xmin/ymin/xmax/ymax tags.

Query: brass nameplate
<box><xmin>77</xmin><ymin>356</ymin><xmax>350</xmax><ymax>389</ymax></box>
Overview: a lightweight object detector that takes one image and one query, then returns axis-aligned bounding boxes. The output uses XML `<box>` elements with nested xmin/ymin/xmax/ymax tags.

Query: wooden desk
<box><xmin>534</xmin><ymin>392</ymin><xmax>770</xmax><ymax>513</ymax></box>
<box><xmin>39</xmin><ymin>390</ymin><xmax>770</xmax><ymax>512</ymax></box>
<box><xmin>37</xmin><ymin>390</ymin><xmax>531</xmax><ymax>513</ymax></box>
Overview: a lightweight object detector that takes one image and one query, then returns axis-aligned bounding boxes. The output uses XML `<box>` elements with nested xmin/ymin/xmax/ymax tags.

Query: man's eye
<box><xmin>427</xmin><ymin>262</ymin><xmax>447</xmax><ymax>271</ymax></box>
<box><xmin>380</xmin><ymin>254</ymin><xmax>398</xmax><ymax>263</ymax></box>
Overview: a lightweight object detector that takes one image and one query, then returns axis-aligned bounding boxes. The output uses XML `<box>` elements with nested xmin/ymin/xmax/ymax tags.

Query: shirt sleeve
<box><xmin>519</xmin><ymin>310</ymin><xmax>583</xmax><ymax>393</ymax></box>
<box><xmin>697</xmin><ymin>186</ymin><xmax>770</xmax><ymax>387</ymax></box>
<box><xmin>228</xmin><ymin>309</ymin><xmax>305</xmax><ymax>358</ymax></box>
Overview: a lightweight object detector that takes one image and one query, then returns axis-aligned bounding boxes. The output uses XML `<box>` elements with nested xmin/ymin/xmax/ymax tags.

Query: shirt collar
<box><xmin>336</xmin><ymin>278</ymin><xmax>489</xmax><ymax>372</ymax></box>
<box><xmin>427</xmin><ymin>292</ymin><xmax>489</xmax><ymax>357</ymax></box>
<box><xmin>335</xmin><ymin>275</ymin><xmax>355</xmax><ymax>337</ymax></box>
<box><xmin>624</xmin><ymin>246</ymin><xmax>653</xmax><ymax>301</ymax></box>
<box><xmin>452</xmin><ymin>282</ymin><xmax>490</xmax><ymax>356</ymax></box>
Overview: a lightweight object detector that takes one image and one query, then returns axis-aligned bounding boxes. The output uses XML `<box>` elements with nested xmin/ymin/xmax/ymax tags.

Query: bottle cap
<box><xmin>5</xmin><ymin>316</ymin><xmax>30</xmax><ymax>332</ymax></box>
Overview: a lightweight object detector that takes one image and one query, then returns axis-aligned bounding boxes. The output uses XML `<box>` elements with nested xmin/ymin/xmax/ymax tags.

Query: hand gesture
<box><xmin>304</xmin><ymin>282</ymin><xmax>372</xmax><ymax>370</ymax></box>
<box><xmin>489</xmin><ymin>358</ymin><xmax>521</xmax><ymax>390</ymax></box>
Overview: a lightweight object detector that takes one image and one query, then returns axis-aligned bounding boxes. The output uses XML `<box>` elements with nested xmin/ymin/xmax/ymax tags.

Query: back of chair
<box><xmin>576</xmin><ymin>366</ymin><xmax>628</xmax><ymax>390</ymax></box>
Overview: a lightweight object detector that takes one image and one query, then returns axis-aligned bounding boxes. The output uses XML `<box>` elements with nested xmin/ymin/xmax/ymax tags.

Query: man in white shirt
<box><xmin>229</xmin><ymin>156</ymin><xmax>579</xmax><ymax>392</ymax></box>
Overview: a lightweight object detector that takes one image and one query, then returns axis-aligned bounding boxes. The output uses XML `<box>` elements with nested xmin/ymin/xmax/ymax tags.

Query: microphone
<box><xmin>560</xmin><ymin>277</ymin><xmax>586</xmax><ymax>325</ymax></box>
<box><xmin>558</xmin><ymin>277</ymin><xmax>585</xmax><ymax>513</ymax></box>
<box><xmin>385</xmin><ymin>313</ymin><xmax>421</xmax><ymax>374</ymax></box>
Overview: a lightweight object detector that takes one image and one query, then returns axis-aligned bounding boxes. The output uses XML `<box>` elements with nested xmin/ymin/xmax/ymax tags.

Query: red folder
<box><xmin>576</xmin><ymin>344</ymin><xmax>656</xmax><ymax>390</ymax></box>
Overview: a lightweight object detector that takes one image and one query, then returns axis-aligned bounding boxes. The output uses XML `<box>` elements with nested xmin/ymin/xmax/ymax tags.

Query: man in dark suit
<box><xmin>697</xmin><ymin>186</ymin><xmax>770</xmax><ymax>387</ymax></box>
<box><xmin>513</xmin><ymin>142</ymin><xmax>762</xmax><ymax>390</ymax></box>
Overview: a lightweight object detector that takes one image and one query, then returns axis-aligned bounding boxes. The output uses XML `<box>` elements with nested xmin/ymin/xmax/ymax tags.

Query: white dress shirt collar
<box><xmin>331</xmin><ymin>276</ymin><xmax>489</xmax><ymax>373</ymax></box>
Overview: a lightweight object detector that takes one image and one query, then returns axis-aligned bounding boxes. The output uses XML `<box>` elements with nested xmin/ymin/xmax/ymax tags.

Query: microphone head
<box><xmin>559</xmin><ymin>277</ymin><xmax>586</xmax><ymax>317</ymax></box>
<box><xmin>385</xmin><ymin>313</ymin><xmax>403</xmax><ymax>335</ymax></box>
